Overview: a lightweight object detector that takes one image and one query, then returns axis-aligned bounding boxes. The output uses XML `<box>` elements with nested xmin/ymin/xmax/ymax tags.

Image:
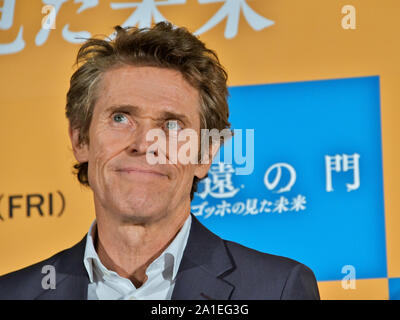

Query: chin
<box><xmin>114</xmin><ymin>198</ymin><xmax>168</xmax><ymax>224</ymax></box>
<box><xmin>117</xmin><ymin>210</ymin><xmax>166</xmax><ymax>225</ymax></box>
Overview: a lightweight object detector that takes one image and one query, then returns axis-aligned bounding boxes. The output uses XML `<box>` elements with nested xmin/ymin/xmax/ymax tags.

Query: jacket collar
<box><xmin>171</xmin><ymin>214</ymin><xmax>235</xmax><ymax>300</ymax></box>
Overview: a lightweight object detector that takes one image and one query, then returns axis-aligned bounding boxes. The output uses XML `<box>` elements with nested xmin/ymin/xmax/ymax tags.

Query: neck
<box><xmin>93</xmin><ymin>200</ymin><xmax>190</xmax><ymax>288</ymax></box>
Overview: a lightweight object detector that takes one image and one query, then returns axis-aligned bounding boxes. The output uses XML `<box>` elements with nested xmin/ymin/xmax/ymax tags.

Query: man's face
<box><xmin>70</xmin><ymin>65</ymin><xmax>211</xmax><ymax>223</ymax></box>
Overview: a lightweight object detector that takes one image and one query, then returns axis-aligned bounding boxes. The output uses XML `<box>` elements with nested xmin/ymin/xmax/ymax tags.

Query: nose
<box><xmin>127</xmin><ymin>123</ymin><xmax>169</xmax><ymax>162</ymax></box>
<box><xmin>127</xmin><ymin>122</ymin><xmax>157</xmax><ymax>156</ymax></box>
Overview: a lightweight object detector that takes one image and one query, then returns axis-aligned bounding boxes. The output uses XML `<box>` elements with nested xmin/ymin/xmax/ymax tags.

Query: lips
<box><xmin>116</xmin><ymin>167</ymin><xmax>167</xmax><ymax>177</ymax></box>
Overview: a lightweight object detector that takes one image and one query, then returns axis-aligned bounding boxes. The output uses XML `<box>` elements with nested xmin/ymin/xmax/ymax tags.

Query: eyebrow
<box><xmin>105</xmin><ymin>104</ymin><xmax>191</xmax><ymax>125</ymax></box>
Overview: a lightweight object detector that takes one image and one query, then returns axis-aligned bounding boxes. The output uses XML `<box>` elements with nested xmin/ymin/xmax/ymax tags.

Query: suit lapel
<box><xmin>172</xmin><ymin>214</ymin><xmax>235</xmax><ymax>300</ymax></box>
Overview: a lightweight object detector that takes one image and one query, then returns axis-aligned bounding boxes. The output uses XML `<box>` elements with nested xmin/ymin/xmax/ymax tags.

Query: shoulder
<box><xmin>222</xmin><ymin>239</ymin><xmax>320</xmax><ymax>300</ymax></box>
<box><xmin>188</xmin><ymin>214</ymin><xmax>320</xmax><ymax>299</ymax></box>
<box><xmin>0</xmin><ymin>237</ymin><xmax>86</xmax><ymax>300</ymax></box>
<box><xmin>0</xmin><ymin>251</ymin><xmax>63</xmax><ymax>299</ymax></box>
<box><xmin>224</xmin><ymin>239</ymin><xmax>305</xmax><ymax>275</ymax></box>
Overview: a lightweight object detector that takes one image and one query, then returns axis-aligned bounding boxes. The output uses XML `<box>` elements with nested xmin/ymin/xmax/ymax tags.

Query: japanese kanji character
<box><xmin>0</xmin><ymin>0</ymin><xmax>25</xmax><ymax>55</ymax></box>
<box><xmin>273</xmin><ymin>196</ymin><xmax>289</xmax><ymax>213</ymax></box>
<box><xmin>325</xmin><ymin>153</ymin><xmax>360</xmax><ymax>192</ymax></box>
<box><xmin>195</xmin><ymin>0</ymin><xmax>274</xmax><ymax>39</ymax></box>
<box><xmin>290</xmin><ymin>194</ymin><xmax>306</xmax><ymax>212</ymax></box>
<box><xmin>196</xmin><ymin>163</ymin><xmax>239</xmax><ymax>199</ymax></box>
<box><xmin>110</xmin><ymin>0</ymin><xmax>185</xmax><ymax>30</ymax></box>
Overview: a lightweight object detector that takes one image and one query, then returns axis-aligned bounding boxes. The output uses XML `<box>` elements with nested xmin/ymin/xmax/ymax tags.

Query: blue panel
<box><xmin>389</xmin><ymin>278</ymin><xmax>400</xmax><ymax>300</ymax></box>
<box><xmin>191</xmin><ymin>76</ymin><xmax>387</xmax><ymax>282</ymax></box>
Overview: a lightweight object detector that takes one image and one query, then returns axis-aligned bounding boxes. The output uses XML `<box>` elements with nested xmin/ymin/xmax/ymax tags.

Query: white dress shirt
<box><xmin>83</xmin><ymin>214</ymin><xmax>192</xmax><ymax>300</ymax></box>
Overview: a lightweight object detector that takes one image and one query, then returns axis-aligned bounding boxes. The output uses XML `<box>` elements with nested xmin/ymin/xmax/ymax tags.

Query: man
<box><xmin>0</xmin><ymin>22</ymin><xmax>320</xmax><ymax>300</ymax></box>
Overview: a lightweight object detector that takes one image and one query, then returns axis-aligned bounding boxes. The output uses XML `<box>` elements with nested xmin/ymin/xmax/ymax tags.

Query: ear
<box><xmin>194</xmin><ymin>140</ymin><xmax>220</xmax><ymax>179</ymax></box>
<box><xmin>68</xmin><ymin>125</ymin><xmax>89</xmax><ymax>163</ymax></box>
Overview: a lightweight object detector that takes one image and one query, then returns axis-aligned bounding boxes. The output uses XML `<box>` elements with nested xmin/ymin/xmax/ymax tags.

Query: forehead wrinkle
<box><xmin>104</xmin><ymin>66</ymin><xmax>198</xmax><ymax>102</ymax></box>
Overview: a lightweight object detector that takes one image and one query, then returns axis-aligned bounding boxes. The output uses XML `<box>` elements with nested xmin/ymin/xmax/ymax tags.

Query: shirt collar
<box><xmin>83</xmin><ymin>214</ymin><xmax>192</xmax><ymax>283</ymax></box>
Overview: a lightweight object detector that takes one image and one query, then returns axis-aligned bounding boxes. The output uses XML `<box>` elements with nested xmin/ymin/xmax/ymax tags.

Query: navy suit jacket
<box><xmin>0</xmin><ymin>214</ymin><xmax>320</xmax><ymax>300</ymax></box>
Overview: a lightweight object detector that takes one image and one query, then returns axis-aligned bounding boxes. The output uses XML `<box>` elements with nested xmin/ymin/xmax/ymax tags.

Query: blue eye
<box><xmin>165</xmin><ymin>120</ymin><xmax>181</xmax><ymax>131</ymax></box>
<box><xmin>113</xmin><ymin>113</ymin><xmax>128</xmax><ymax>123</ymax></box>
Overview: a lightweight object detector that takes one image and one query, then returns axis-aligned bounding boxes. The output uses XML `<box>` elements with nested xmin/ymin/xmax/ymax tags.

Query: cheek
<box><xmin>90</xmin><ymin>140</ymin><xmax>117</xmax><ymax>165</ymax></box>
<box><xmin>166</xmin><ymin>130</ymin><xmax>200</xmax><ymax>164</ymax></box>
<box><xmin>94</xmin><ymin>122</ymin><xmax>134</xmax><ymax>152</ymax></box>
<box><xmin>88</xmin><ymin>129</ymin><xmax>131</xmax><ymax>174</ymax></box>
<box><xmin>174</xmin><ymin>164</ymin><xmax>197</xmax><ymax>188</ymax></box>
<box><xmin>98</xmin><ymin>123</ymin><xmax>133</xmax><ymax>144</ymax></box>
<box><xmin>167</xmin><ymin>134</ymin><xmax>201</xmax><ymax>181</ymax></box>
<box><xmin>172</xmin><ymin>165</ymin><xmax>199</xmax><ymax>200</ymax></box>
